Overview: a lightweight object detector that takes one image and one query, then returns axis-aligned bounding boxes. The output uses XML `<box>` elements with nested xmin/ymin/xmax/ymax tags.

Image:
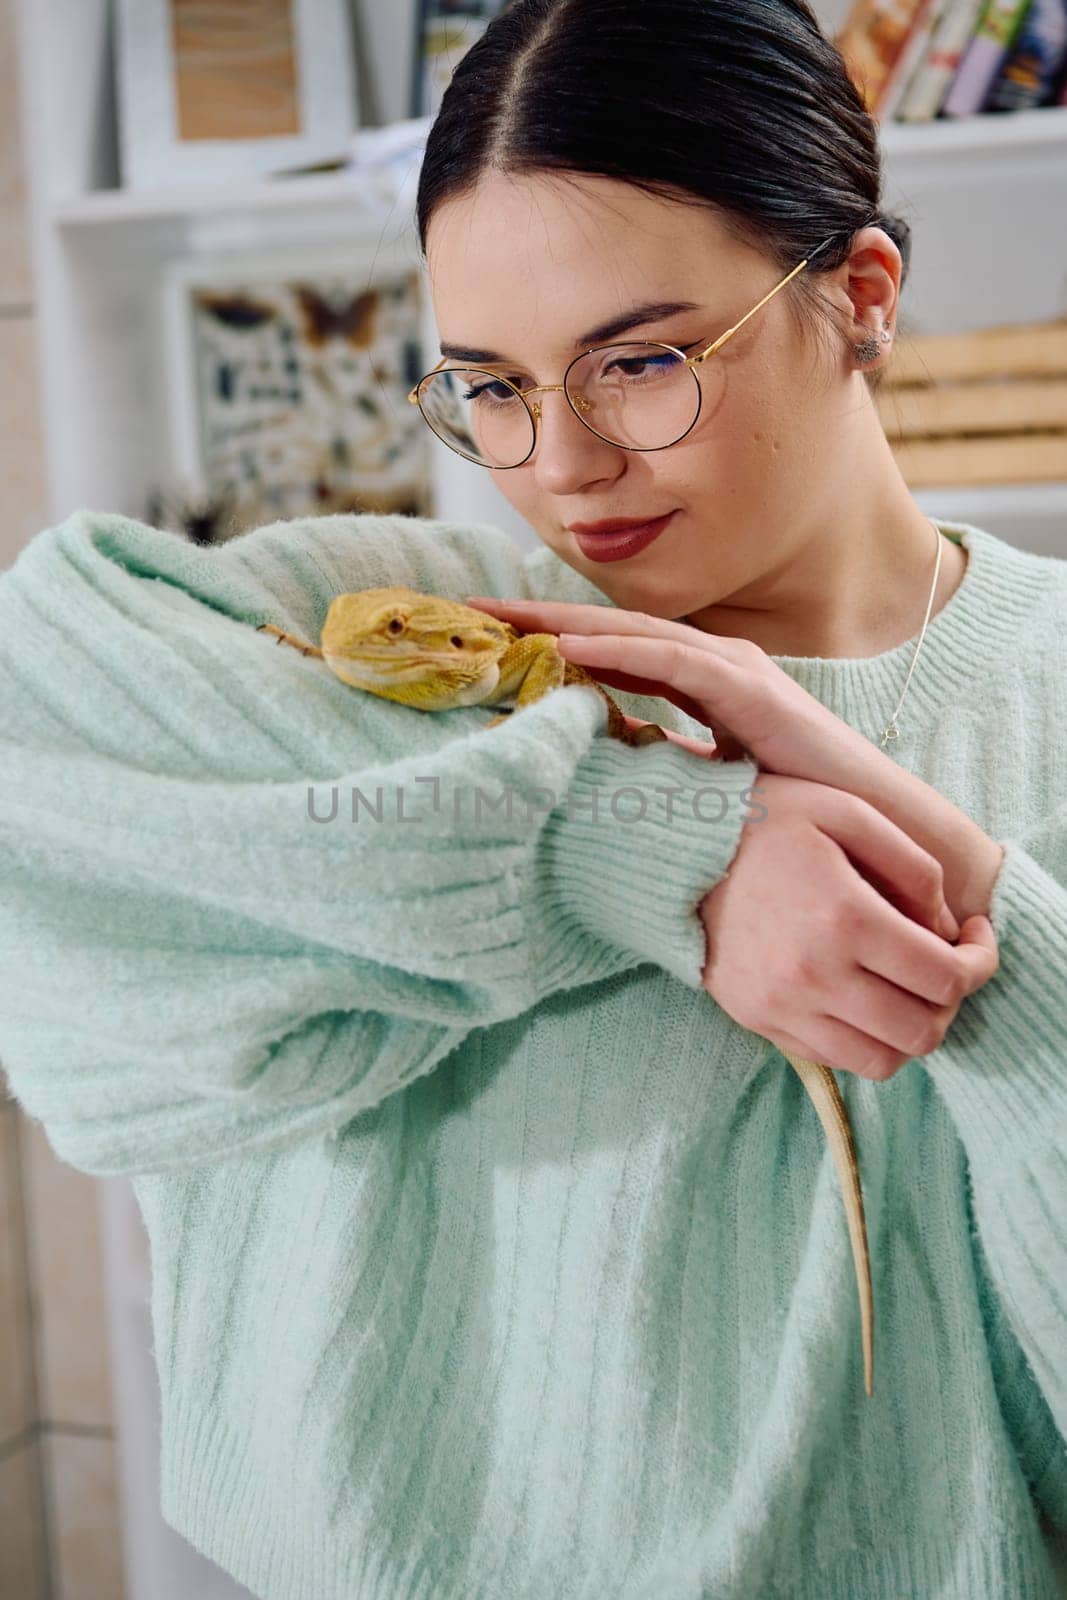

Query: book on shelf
<box><xmin>876</xmin><ymin>316</ymin><xmax>1067</xmax><ymax>487</ymax></box>
<box><xmin>894</xmin><ymin>0</ymin><xmax>990</xmax><ymax>118</ymax></box>
<box><xmin>984</xmin><ymin>0</ymin><xmax>1067</xmax><ymax>109</ymax></box>
<box><xmin>879</xmin><ymin>0</ymin><xmax>955</xmax><ymax>118</ymax></box>
<box><xmin>835</xmin><ymin>0</ymin><xmax>936</xmax><ymax>115</ymax></box>
<box><xmin>943</xmin><ymin>0</ymin><xmax>1037</xmax><ymax>114</ymax></box>
<box><xmin>834</xmin><ymin>0</ymin><xmax>1067</xmax><ymax>120</ymax></box>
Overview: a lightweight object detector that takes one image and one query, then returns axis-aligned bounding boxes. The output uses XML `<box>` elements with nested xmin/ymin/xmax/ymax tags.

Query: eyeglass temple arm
<box><xmin>410</xmin><ymin>242</ymin><xmax>827</xmax><ymax>393</ymax></box>
<box><xmin>692</xmin><ymin>255</ymin><xmax>813</xmax><ymax>366</ymax></box>
<box><xmin>407</xmin><ymin>356</ymin><xmax>448</xmax><ymax>405</ymax></box>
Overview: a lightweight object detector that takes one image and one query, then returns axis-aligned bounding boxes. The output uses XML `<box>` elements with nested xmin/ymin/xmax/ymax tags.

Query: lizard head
<box><xmin>319</xmin><ymin>586</ymin><xmax>519</xmax><ymax>709</ymax></box>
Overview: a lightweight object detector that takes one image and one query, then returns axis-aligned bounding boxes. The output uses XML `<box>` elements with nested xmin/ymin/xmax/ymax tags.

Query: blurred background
<box><xmin>0</xmin><ymin>1</ymin><xmax>1065</xmax><ymax>1596</ymax></box>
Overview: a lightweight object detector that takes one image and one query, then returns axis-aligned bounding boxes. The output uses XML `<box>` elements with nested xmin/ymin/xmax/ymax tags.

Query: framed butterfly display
<box><xmin>160</xmin><ymin>243</ymin><xmax>433</xmax><ymax>536</ymax></box>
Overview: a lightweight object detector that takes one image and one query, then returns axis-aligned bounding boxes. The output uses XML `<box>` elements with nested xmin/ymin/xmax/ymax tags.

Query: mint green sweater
<box><xmin>0</xmin><ymin>508</ymin><xmax>1065</xmax><ymax>1599</ymax></box>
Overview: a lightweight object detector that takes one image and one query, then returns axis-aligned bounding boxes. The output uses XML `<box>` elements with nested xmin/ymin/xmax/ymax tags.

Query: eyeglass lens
<box><xmin>415</xmin><ymin>342</ymin><xmax>706</xmax><ymax>468</ymax></box>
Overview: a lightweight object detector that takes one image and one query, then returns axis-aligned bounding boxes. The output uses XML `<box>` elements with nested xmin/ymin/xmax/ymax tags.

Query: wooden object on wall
<box><xmin>115</xmin><ymin>0</ymin><xmax>357</xmax><ymax>189</ymax></box>
<box><xmin>878</xmin><ymin>317</ymin><xmax>1067</xmax><ymax>486</ymax></box>
<box><xmin>170</xmin><ymin>0</ymin><xmax>302</xmax><ymax>142</ymax></box>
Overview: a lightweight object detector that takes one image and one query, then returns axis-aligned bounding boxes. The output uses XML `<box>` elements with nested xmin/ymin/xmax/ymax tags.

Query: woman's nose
<box><xmin>527</xmin><ymin>388</ymin><xmax>622</xmax><ymax>492</ymax></box>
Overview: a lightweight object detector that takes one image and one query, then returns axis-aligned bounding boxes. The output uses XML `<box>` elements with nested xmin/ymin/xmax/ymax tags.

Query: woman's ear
<box><xmin>840</xmin><ymin>225</ymin><xmax>902</xmax><ymax>349</ymax></box>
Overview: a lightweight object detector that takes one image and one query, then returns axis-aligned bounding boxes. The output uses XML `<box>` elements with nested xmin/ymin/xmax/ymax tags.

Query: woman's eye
<box><xmin>462</xmin><ymin>378</ymin><xmax>524</xmax><ymax>404</ymax></box>
<box><xmin>609</xmin><ymin>348</ymin><xmax>690</xmax><ymax>376</ymax></box>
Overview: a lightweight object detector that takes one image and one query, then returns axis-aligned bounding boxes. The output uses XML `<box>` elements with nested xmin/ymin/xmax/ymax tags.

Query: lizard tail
<box><xmin>784</xmin><ymin>1052</ymin><xmax>875</xmax><ymax>1399</ymax></box>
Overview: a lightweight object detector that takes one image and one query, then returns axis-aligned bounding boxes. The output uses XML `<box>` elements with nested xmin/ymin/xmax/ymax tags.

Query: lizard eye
<box><xmin>450</xmin><ymin>635</ymin><xmax>463</xmax><ymax>648</ymax></box>
<box><xmin>387</xmin><ymin>617</ymin><xmax>404</xmax><ymax>633</ymax></box>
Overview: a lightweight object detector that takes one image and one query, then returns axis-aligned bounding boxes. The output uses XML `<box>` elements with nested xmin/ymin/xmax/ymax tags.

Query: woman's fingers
<box><xmin>570</xmin><ymin>664</ymin><xmax>723</xmax><ymax>729</ymax></box>
<box><xmin>769</xmin><ymin>1016</ymin><xmax>913</xmax><ymax>1082</ymax></box>
<box><xmin>846</xmin><ymin>869</ymin><xmax>1000</xmax><ymax>1011</ymax></box>
<box><xmin>561</xmin><ymin>633</ymin><xmax>779</xmax><ymax>751</ymax></box>
<box><xmin>466</xmin><ymin>598</ymin><xmax>760</xmax><ymax>713</ymax></box>
<box><xmin>465</xmin><ymin>596</ymin><xmax>755</xmax><ymax>735</ymax></box>
<box><xmin>464</xmin><ymin>595</ymin><xmax>751</xmax><ymax>663</ymax></box>
<box><xmin>813</xmin><ymin>787</ymin><xmax>962</xmax><ymax>949</ymax></box>
<box><xmin>804</xmin><ymin>916</ymin><xmax>999</xmax><ymax>1079</ymax></box>
<box><xmin>840</xmin><ymin>872</ymin><xmax>962</xmax><ymax>1004</ymax></box>
<box><xmin>950</xmin><ymin>915</ymin><xmax>1001</xmax><ymax>989</ymax></box>
<box><xmin>819</xmin><ymin>966</ymin><xmax>955</xmax><ymax>1065</ymax></box>
<box><xmin>465</xmin><ymin>598</ymin><xmax>883</xmax><ymax>787</ymax></box>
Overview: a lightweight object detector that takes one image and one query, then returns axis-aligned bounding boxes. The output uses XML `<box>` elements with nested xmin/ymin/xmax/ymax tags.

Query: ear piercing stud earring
<box><xmin>853</xmin><ymin>325</ymin><xmax>893</xmax><ymax>365</ymax></box>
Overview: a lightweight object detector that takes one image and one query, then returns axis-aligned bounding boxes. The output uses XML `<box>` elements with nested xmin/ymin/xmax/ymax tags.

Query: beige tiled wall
<box><xmin>0</xmin><ymin>1101</ymin><xmax>47</xmax><ymax>1599</ymax></box>
<box><xmin>0</xmin><ymin>0</ymin><xmax>48</xmax><ymax>572</ymax></box>
<box><xmin>0</xmin><ymin>0</ymin><xmax>128</xmax><ymax>1594</ymax></box>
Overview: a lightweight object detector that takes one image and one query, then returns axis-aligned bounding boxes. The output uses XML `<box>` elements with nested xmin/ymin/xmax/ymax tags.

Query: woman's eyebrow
<box><xmin>438</xmin><ymin>298</ymin><xmax>705</xmax><ymax>363</ymax></box>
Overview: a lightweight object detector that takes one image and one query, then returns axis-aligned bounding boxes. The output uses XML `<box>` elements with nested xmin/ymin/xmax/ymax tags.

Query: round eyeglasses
<box><xmin>407</xmin><ymin>233</ymin><xmax>840</xmax><ymax>469</ymax></box>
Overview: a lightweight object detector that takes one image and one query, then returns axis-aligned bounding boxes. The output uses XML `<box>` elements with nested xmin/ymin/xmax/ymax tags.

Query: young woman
<box><xmin>1</xmin><ymin>1</ymin><xmax>1064</xmax><ymax>1597</ymax></box>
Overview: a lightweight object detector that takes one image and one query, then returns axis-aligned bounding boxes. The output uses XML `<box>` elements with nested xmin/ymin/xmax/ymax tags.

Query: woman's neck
<box><xmin>682</xmin><ymin>506</ymin><xmax>968</xmax><ymax>662</ymax></box>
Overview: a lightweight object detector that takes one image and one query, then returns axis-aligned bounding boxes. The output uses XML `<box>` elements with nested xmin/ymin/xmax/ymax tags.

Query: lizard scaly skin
<box><xmin>258</xmin><ymin>586</ymin><xmax>874</xmax><ymax>1397</ymax></box>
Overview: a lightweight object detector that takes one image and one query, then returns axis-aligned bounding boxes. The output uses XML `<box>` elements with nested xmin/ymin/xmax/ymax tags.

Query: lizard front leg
<box><xmin>257</xmin><ymin>622</ymin><xmax>324</xmax><ymax>659</ymax></box>
<box><xmin>485</xmin><ymin>632</ymin><xmax>668</xmax><ymax>747</ymax></box>
<box><xmin>785</xmin><ymin>1052</ymin><xmax>874</xmax><ymax>1398</ymax></box>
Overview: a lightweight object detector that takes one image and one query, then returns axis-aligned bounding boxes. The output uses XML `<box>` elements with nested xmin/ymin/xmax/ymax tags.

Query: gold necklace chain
<box><xmin>876</xmin><ymin>515</ymin><xmax>943</xmax><ymax>749</ymax></box>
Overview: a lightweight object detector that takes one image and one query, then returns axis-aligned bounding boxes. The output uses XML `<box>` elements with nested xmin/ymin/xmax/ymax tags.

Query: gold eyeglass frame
<box><xmin>406</xmin><ymin>232</ymin><xmax>841</xmax><ymax>468</ymax></box>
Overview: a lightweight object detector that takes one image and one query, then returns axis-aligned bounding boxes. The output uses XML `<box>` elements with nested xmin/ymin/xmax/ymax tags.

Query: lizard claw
<box><xmin>627</xmin><ymin>722</ymin><xmax>670</xmax><ymax>747</ymax></box>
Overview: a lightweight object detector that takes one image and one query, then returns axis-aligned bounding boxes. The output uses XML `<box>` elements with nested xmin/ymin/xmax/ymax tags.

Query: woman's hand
<box><xmin>466</xmin><ymin>594</ymin><xmax>886</xmax><ymax>777</ymax></box>
<box><xmin>464</xmin><ymin>595</ymin><xmax>1006</xmax><ymax>924</ymax></box>
<box><xmin>702</xmin><ymin>773</ymin><xmax>1000</xmax><ymax>1080</ymax></box>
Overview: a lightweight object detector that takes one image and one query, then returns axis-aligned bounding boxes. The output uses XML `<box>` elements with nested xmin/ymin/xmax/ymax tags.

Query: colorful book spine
<box><xmin>894</xmin><ymin>0</ymin><xmax>989</xmax><ymax>119</ymax></box>
<box><xmin>878</xmin><ymin>0</ymin><xmax>955</xmax><ymax>114</ymax></box>
<box><xmin>834</xmin><ymin>0</ymin><xmax>934</xmax><ymax>114</ymax></box>
<box><xmin>941</xmin><ymin>0</ymin><xmax>1036</xmax><ymax>113</ymax></box>
<box><xmin>983</xmin><ymin>0</ymin><xmax>1067</xmax><ymax>107</ymax></box>
<box><xmin>878</xmin><ymin>0</ymin><xmax>958</xmax><ymax>115</ymax></box>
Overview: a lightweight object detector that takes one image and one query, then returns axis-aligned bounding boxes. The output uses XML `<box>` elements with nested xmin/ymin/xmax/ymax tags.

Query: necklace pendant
<box><xmin>879</xmin><ymin>721</ymin><xmax>900</xmax><ymax>747</ymax></box>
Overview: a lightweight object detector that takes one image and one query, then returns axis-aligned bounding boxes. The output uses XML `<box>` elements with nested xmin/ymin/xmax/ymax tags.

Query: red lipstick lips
<box><xmin>568</xmin><ymin>511</ymin><xmax>677</xmax><ymax>563</ymax></box>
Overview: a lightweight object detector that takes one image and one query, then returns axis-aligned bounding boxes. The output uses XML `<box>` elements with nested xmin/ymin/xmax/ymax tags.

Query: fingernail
<box><xmin>939</xmin><ymin>907</ymin><xmax>960</xmax><ymax>939</ymax></box>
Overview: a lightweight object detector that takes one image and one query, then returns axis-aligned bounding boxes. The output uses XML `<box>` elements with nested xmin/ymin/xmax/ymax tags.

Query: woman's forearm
<box><xmin>461</xmin><ymin>593</ymin><xmax>1008</xmax><ymax>924</ymax></box>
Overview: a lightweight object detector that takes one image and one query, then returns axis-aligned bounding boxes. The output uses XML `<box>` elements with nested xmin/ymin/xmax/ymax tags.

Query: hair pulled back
<box><xmin>415</xmin><ymin>0</ymin><xmax>911</xmax><ymax>391</ymax></box>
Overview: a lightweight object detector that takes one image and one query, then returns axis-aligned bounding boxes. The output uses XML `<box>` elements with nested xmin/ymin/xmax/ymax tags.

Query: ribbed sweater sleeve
<box><xmin>924</xmin><ymin>805</ymin><xmax>1067</xmax><ymax>1442</ymax></box>
<box><xmin>0</xmin><ymin>509</ymin><xmax>758</xmax><ymax>1177</ymax></box>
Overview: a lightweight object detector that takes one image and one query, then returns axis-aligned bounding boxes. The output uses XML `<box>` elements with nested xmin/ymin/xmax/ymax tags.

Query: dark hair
<box><xmin>415</xmin><ymin>0</ymin><xmax>912</xmax><ymax>393</ymax></box>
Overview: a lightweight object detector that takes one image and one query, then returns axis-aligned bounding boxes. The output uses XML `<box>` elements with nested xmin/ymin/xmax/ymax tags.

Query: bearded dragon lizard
<box><xmin>258</xmin><ymin>585</ymin><xmax>874</xmax><ymax>1397</ymax></box>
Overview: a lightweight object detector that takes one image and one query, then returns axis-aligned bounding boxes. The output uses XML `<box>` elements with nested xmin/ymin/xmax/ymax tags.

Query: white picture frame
<box><xmin>116</xmin><ymin>0</ymin><xmax>359</xmax><ymax>191</ymax></box>
<box><xmin>159</xmin><ymin>236</ymin><xmax>432</xmax><ymax>533</ymax></box>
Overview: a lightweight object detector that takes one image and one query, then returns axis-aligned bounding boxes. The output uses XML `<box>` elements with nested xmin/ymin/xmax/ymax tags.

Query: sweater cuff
<box><xmin>538</xmin><ymin>737</ymin><xmax>761</xmax><ymax>990</ymax></box>
<box><xmin>923</xmin><ymin>838</ymin><xmax>1067</xmax><ymax>1167</ymax></box>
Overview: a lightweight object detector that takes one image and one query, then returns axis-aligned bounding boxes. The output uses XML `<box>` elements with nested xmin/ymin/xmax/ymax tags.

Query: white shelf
<box><xmin>48</xmin><ymin>104</ymin><xmax>1067</xmax><ymax>231</ymax></box>
<box><xmin>53</xmin><ymin>167</ymin><xmax>394</xmax><ymax>227</ymax></box>
<box><xmin>879</xmin><ymin>101</ymin><xmax>1067</xmax><ymax>158</ymax></box>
